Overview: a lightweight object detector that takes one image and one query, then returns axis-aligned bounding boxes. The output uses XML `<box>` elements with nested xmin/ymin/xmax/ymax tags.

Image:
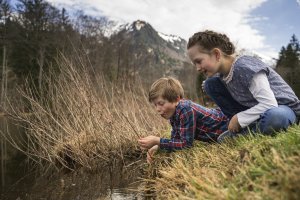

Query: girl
<box><xmin>187</xmin><ymin>30</ymin><xmax>300</xmax><ymax>142</ymax></box>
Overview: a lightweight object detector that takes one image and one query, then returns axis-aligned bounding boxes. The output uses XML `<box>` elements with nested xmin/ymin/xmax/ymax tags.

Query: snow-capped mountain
<box><xmin>102</xmin><ymin>20</ymin><xmax>125</xmax><ymax>38</ymax></box>
<box><xmin>99</xmin><ymin>19</ymin><xmax>195</xmax><ymax>87</ymax></box>
<box><xmin>104</xmin><ymin>20</ymin><xmax>188</xmax><ymax>60</ymax></box>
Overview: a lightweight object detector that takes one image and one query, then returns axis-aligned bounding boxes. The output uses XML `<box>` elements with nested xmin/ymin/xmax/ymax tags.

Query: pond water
<box><xmin>0</xmin><ymin>117</ymin><xmax>149</xmax><ymax>200</ymax></box>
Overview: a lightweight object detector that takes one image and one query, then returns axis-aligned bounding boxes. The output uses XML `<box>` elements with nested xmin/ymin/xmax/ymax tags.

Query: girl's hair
<box><xmin>149</xmin><ymin>77</ymin><xmax>184</xmax><ymax>103</ymax></box>
<box><xmin>187</xmin><ymin>30</ymin><xmax>235</xmax><ymax>55</ymax></box>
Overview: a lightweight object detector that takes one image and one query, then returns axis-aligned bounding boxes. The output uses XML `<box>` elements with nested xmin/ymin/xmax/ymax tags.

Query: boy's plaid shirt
<box><xmin>160</xmin><ymin>99</ymin><xmax>228</xmax><ymax>151</ymax></box>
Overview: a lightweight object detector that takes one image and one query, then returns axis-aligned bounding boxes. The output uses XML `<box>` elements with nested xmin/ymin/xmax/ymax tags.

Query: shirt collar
<box><xmin>222</xmin><ymin>55</ymin><xmax>242</xmax><ymax>84</ymax></box>
<box><xmin>170</xmin><ymin>99</ymin><xmax>184</xmax><ymax>121</ymax></box>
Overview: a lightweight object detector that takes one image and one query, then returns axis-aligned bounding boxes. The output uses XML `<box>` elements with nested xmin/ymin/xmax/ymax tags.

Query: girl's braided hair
<box><xmin>187</xmin><ymin>30</ymin><xmax>235</xmax><ymax>55</ymax></box>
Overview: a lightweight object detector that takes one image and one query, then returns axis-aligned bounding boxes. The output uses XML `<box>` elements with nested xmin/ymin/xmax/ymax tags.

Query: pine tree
<box><xmin>9</xmin><ymin>0</ymin><xmax>75</xmax><ymax>94</ymax></box>
<box><xmin>276</xmin><ymin>34</ymin><xmax>300</xmax><ymax>97</ymax></box>
<box><xmin>276</xmin><ymin>46</ymin><xmax>286</xmax><ymax>68</ymax></box>
<box><xmin>0</xmin><ymin>0</ymin><xmax>12</xmax><ymax>110</ymax></box>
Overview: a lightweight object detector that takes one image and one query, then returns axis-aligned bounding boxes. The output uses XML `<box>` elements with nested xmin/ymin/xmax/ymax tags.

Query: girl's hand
<box><xmin>228</xmin><ymin>114</ymin><xmax>241</xmax><ymax>133</ymax></box>
<box><xmin>138</xmin><ymin>136</ymin><xmax>160</xmax><ymax>150</ymax></box>
<box><xmin>147</xmin><ymin>145</ymin><xmax>159</xmax><ymax>164</ymax></box>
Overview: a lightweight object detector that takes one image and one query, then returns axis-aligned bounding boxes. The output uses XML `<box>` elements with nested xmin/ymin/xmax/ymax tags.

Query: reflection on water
<box><xmin>108</xmin><ymin>188</ymin><xmax>143</xmax><ymax>200</ymax></box>
<box><xmin>0</xmin><ymin>116</ymin><xmax>36</xmax><ymax>200</ymax></box>
<box><xmin>0</xmin><ymin>117</ymin><xmax>148</xmax><ymax>200</ymax></box>
<box><xmin>0</xmin><ymin>117</ymin><xmax>29</xmax><ymax>197</ymax></box>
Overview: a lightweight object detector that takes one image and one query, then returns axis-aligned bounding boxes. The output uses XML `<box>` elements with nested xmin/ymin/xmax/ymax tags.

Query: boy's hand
<box><xmin>228</xmin><ymin>114</ymin><xmax>241</xmax><ymax>133</ymax></box>
<box><xmin>147</xmin><ymin>145</ymin><xmax>159</xmax><ymax>164</ymax></box>
<box><xmin>138</xmin><ymin>136</ymin><xmax>160</xmax><ymax>150</ymax></box>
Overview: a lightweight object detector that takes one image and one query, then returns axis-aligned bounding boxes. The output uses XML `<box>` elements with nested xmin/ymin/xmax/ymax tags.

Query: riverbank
<box><xmin>145</xmin><ymin>125</ymin><xmax>300</xmax><ymax>199</ymax></box>
<box><xmin>3</xmin><ymin>125</ymin><xmax>300</xmax><ymax>199</ymax></box>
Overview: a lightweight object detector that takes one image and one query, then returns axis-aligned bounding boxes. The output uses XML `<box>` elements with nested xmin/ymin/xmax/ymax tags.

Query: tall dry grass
<box><xmin>4</xmin><ymin>54</ymin><xmax>168</xmax><ymax>170</ymax></box>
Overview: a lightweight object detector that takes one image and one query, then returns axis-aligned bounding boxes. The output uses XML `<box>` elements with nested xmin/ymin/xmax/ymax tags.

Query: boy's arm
<box><xmin>160</xmin><ymin>107</ymin><xmax>196</xmax><ymax>152</ymax></box>
<box><xmin>138</xmin><ymin>136</ymin><xmax>160</xmax><ymax>150</ymax></box>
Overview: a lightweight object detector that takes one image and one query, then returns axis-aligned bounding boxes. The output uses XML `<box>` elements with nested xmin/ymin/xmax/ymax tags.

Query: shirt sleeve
<box><xmin>237</xmin><ymin>71</ymin><xmax>278</xmax><ymax>128</ymax></box>
<box><xmin>159</xmin><ymin>107</ymin><xmax>196</xmax><ymax>152</ymax></box>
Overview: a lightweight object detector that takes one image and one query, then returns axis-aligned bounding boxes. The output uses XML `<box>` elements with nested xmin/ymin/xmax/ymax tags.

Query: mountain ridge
<box><xmin>104</xmin><ymin>20</ymin><xmax>188</xmax><ymax>61</ymax></box>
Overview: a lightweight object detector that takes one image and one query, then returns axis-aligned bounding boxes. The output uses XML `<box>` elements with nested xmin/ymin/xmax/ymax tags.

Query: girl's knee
<box><xmin>260</xmin><ymin>106</ymin><xmax>296</xmax><ymax>134</ymax></box>
<box><xmin>204</xmin><ymin>77</ymin><xmax>222</xmax><ymax>95</ymax></box>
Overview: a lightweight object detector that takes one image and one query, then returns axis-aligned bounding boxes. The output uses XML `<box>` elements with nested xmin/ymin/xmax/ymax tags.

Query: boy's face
<box><xmin>152</xmin><ymin>97</ymin><xmax>179</xmax><ymax>119</ymax></box>
<box><xmin>188</xmin><ymin>45</ymin><xmax>219</xmax><ymax>77</ymax></box>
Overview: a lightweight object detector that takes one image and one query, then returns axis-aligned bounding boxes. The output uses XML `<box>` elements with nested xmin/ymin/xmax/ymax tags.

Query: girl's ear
<box><xmin>212</xmin><ymin>48</ymin><xmax>222</xmax><ymax>61</ymax></box>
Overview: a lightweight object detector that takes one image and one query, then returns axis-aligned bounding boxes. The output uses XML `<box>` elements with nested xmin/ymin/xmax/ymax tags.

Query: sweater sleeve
<box><xmin>237</xmin><ymin>71</ymin><xmax>278</xmax><ymax>127</ymax></box>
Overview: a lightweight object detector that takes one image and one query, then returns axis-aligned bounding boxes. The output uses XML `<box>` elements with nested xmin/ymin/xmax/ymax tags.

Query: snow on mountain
<box><xmin>103</xmin><ymin>19</ymin><xmax>184</xmax><ymax>43</ymax></box>
<box><xmin>103</xmin><ymin>20</ymin><xmax>148</xmax><ymax>37</ymax></box>
<box><xmin>124</xmin><ymin>20</ymin><xmax>147</xmax><ymax>32</ymax></box>
<box><xmin>102</xmin><ymin>19</ymin><xmax>187</xmax><ymax>61</ymax></box>
<box><xmin>103</xmin><ymin>20</ymin><xmax>125</xmax><ymax>37</ymax></box>
<box><xmin>157</xmin><ymin>32</ymin><xmax>187</xmax><ymax>53</ymax></box>
<box><xmin>158</xmin><ymin>32</ymin><xmax>182</xmax><ymax>43</ymax></box>
<box><xmin>134</xmin><ymin>20</ymin><xmax>145</xmax><ymax>30</ymax></box>
<box><xmin>124</xmin><ymin>23</ymin><xmax>133</xmax><ymax>32</ymax></box>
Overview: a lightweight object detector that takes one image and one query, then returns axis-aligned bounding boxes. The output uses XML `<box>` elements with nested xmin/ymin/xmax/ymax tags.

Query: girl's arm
<box><xmin>237</xmin><ymin>71</ymin><xmax>278</xmax><ymax>128</ymax></box>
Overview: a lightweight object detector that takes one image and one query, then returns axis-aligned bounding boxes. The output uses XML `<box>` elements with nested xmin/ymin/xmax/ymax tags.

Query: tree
<box><xmin>73</xmin><ymin>11</ymin><xmax>113</xmax><ymax>75</ymax></box>
<box><xmin>9</xmin><ymin>0</ymin><xmax>73</xmax><ymax>94</ymax></box>
<box><xmin>0</xmin><ymin>0</ymin><xmax>11</xmax><ymax>110</ymax></box>
<box><xmin>276</xmin><ymin>34</ymin><xmax>300</xmax><ymax>68</ymax></box>
<box><xmin>276</xmin><ymin>34</ymin><xmax>300</xmax><ymax>97</ymax></box>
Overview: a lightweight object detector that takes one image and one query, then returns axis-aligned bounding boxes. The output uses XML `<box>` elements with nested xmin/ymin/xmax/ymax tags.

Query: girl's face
<box><xmin>187</xmin><ymin>45</ymin><xmax>220</xmax><ymax>77</ymax></box>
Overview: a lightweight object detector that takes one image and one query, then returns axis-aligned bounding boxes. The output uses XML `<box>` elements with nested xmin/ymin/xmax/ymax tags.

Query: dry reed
<box><xmin>4</xmin><ymin>53</ymin><xmax>168</xmax><ymax>170</ymax></box>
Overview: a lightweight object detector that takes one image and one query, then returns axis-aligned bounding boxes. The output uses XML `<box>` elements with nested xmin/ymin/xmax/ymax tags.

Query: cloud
<box><xmin>297</xmin><ymin>0</ymin><xmax>300</xmax><ymax>6</ymax></box>
<box><xmin>46</xmin><ymin>0</ymin><xmax>277</xmax><ymax>58</ymax></box>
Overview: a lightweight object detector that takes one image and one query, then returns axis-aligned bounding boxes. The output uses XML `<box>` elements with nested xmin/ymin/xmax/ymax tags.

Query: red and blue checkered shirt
<box><xmin>160</xmin><ymin>99</ymin><xmax>228</xmax><ymax>151</ymax></box>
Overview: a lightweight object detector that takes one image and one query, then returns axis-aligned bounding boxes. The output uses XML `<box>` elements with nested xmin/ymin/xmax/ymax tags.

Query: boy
<box><xmin>138</xmin><ymin>77</ymin><xmax>229</xmax><ymax>163</ymax></box>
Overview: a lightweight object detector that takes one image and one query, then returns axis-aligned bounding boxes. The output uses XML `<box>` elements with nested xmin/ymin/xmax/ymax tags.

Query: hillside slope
<box><xmin>146</xmin><ymin>125</ymin><xmax>300</xmax><ymax>199</ymax></box>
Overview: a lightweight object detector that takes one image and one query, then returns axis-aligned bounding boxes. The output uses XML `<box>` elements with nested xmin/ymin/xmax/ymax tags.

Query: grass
<box><xmin>143</xmin><ymin>125</ymin><xmax>300</xmax><ymax>200</ymax></box>
<box><xmin>3</xmin><ymin>53</ymin><xmax>168</xmax><ymax>170</ymax></box>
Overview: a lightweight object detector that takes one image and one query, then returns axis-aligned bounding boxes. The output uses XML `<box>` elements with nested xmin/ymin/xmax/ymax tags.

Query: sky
<box><xmin>23</xmin><ymin>0</ymin><xmax>300</xmax><ymax>60</ymax></box>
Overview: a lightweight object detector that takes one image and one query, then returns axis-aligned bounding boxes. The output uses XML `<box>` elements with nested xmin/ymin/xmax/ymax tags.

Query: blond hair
<box><xmin>149</xmin><ymin>77</ymin><xmax>184</xmax><ymax>102</ymax></box>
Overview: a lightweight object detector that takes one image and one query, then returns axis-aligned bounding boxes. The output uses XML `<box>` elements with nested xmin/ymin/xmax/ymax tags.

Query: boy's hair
<box><xmin>149</xmin><ymin>77</ymin><xmax>184</xmax><ymax>102</ymax></box>
<box><xmin>187</xmin><ymin>30</ymin><xmax>235</xmax><ymax>55</ymax></box>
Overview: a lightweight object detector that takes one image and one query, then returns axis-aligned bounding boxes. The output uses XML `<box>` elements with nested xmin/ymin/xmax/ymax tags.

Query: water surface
<box><xmin>0</xmin><ymin>117</ymin><xmax>146</xmax><ymax>200</ymax></box>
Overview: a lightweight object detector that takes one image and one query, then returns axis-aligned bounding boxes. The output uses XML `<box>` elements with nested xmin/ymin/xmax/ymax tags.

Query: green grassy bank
<box><xmin>145</xmin><ymin>125</ymin><xmax>300</xmax><ymax>200</ymax></box>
